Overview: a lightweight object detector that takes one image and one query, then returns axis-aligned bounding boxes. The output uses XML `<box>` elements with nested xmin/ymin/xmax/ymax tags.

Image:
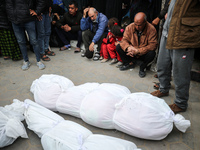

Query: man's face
<box><xmin>88</xmin><ymin>11</ymin><xmax>97</xmax><ymax>22</ymax></box>
<box><xmin>68</xmin><ymin>4</ymin><xmax>77</xmax><ymax>15</ymax></box>
<box><xmin>134</xmin><ymin>19</ymin><xmax>146</xmax><ymax>32</ymax></box>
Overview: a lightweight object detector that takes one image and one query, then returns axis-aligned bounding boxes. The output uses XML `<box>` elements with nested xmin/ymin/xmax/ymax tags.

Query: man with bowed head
<box><xmin>81</xmin><ymin>7</ymin><xmax>108</xmax><ymax>60</ymax></box>
<box><xmin>116</xmin><ymin>12</ymin><xmax>157</xmax><ymax>78</ymax></box>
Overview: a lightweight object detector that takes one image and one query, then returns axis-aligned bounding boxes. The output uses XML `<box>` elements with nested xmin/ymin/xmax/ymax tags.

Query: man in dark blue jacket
<box><xmin>6</xmin><ymin>0</ymin><xmax>46</xmax><ymax>70</ymax></box>
<box><xmin>81</xmin><ymin>7</ymin><xmax>108</xmax><ymax>60</ymax></box>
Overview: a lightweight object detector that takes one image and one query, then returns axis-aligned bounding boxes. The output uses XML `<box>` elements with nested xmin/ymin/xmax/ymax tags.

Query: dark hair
<box><xmin>111</xmin><ymin>25</ymin><xmax>124</xmax><ymax>37</ymax></box>
<box><xmin>107</xmin><ymin>17</ymin><xmax>119</xmax><ymax>30</ymax></box>
<box><xmin>69</xmin><ymin>0</ymin><xmax>78</xmax><ymax>8</ymax></box>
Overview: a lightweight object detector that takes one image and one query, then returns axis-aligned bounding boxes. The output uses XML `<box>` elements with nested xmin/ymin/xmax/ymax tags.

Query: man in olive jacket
<box><xmin>151</xmin><ymin>0</ymin><xmax>200</xmax><ymax>113</ymax></box>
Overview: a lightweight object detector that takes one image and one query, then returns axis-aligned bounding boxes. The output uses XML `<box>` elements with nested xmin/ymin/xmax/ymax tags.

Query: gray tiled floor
<box><xmin>0</xmin><ymin>47</ymin><xmax>200</xmax><ymax>150</ymax></box>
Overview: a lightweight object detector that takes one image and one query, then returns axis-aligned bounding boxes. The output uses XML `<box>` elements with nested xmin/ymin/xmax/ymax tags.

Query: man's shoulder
<box><xmin>125</xmin><ymin>23</ymin><xmax>136</xmax><ymax>31</ymax></box>
<box><xmin>146</xmin><ymin>22</ymin><xmax>157</xmax><ymax>32</ymax></box>
<box><xmin>98</xmin><ymin>13</ymin><xmax>108</xmax><ymax>21</ymax></box>
<box><xmin>76</xmin><ymin>11</ymin><xmax>83</xmax><ymax>17</ymax></box>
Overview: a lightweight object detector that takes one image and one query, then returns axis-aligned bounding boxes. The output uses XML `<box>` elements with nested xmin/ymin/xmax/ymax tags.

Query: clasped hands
<box><xmin>61</xmin><ymin>24</ymin><xmax>71</xmax><ymax>32</ymax></box>
<box><xmin>126</xmin><ymin>46</ymin><xmax>139</xmax><ymax>57</ymax></box>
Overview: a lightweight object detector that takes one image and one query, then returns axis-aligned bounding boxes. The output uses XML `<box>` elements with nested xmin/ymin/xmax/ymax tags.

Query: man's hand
<box><xmin>37</xmin><ymin>14</ymin><xmax>43</xmax><ymax>21</ymax></box>
<box><xmin>165</xmin><ymin>13</ymin><xmax>168</xmax><ymax>20</ymax></box>
<box><xmin>52</xmin><ymin>21</ymin><xmax>56</xmax><ymax>25</ymax></box>
<box><xmin>89</xmin><ymin>42</ymin><xmax>95</xmax><ymax>51</ymax></box>
<box><xmin>152</xmin><ymin>17</ymin><xmax>160</xmax><ymax>26</ymax></box>
<box><xmin>30</xmin><ymin>9</ymin><xmax>37</xmax><ymax>16</ymax></box>
<box><xmin>63</xmin><ymin>24</ymin><xmax>71</xmax><ymax>32</ymax></box>
<box><xmin>126</xmin><ymin>46</ymin><xmax>139</xmax><ymax>57</ymax></box>
<box><xmin>83</xmin><ymin>7</ymin><xmax>89</xmax><ymax>18</ymax></box>
<box><xmin>54</xmin><ymin>13</ymin><xmax>60</xmax><ymax>20</ymax></box>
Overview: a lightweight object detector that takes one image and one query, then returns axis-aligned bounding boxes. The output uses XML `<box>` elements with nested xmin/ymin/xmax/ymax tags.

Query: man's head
<box><xmin>134</xmin><ymin>12</ymin><xmax>147</xmax><ymax>32</ymax></box>
<box><xmin>88</xmin><ymin>7</ymin><xmax>98</xmax><ymax>22</ymax></box>
<box><xmin>68</xmin><ymin>0</ymin><xmax>78</xmax><ymax>15</ymax></box>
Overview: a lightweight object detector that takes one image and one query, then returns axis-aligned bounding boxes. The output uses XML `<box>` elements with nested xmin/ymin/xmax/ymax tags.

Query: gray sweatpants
<box><xmin>157</xmin><ymin>35</ymin><xmax>195</xmax><ymax>110</ymax></box>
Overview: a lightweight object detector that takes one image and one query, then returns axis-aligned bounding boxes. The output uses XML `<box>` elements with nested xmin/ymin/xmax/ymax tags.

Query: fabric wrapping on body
<box><xmin>30</xmin><ymin>74</ymin><xmax>74</xmax><ymax>111</ymax></box>
<box><xmin>5</xmin><ymin>99</ymin><xmax>140</xmax><ymax>150</ymax></box>
<box><xmin>80</xmin><ymin>83</ymin><xmax>131</xmax><ymax>129</ymax></box>
<box><xmin>30</xmin><ymin>74</ymin><xmax>191</xmax><ymax>140</ymax></box>
<box><xmin>113</xmin><ymin>93</ymin><xmax>191</xmax><ymax>140</ymax></box>
<box><xmin>0</xmin><ymin>102</ymin><xmax>28</xmax><ymax>148</ymax></box>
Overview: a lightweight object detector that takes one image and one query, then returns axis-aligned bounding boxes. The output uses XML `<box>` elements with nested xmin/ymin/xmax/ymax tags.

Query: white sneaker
<box><xmin>37</xmin><ymin>61</ymin><xmax>45</xmax><ymax>70</ymax></box>
<box><xmin>22</xmin><ymin>61</ymin><xmax>30</xmax><ymax>70</ymax></box>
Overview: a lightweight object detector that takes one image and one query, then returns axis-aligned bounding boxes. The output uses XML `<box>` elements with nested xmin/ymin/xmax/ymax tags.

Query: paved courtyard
<box><xmin>0</xmin><ymin>47</ymin><xmax>200</xmax><ymax>150</ymax></box>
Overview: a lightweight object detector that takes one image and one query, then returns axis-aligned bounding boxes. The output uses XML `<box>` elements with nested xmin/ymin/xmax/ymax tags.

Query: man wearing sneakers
<box><xmin>151</xmin><ymin>0</ymin><xmax>200</xmax><ymax>113</ymax></box>
<box><xmin>6</xmin><ymin>0</ymin><xmax>45</xmax><ymax>70</ymax></box>
<box><xmin>80</xmin><ymin>7</ymin><xmax>108</xmax><ymax>60</ymax></box>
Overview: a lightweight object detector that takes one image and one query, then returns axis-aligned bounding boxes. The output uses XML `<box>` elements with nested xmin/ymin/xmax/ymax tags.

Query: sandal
<box><xmin>153</xmin><ymin>82</ymin><xmax>160</xmax><ymax>90</ymax></box>
<box><xmin>4</xmin><ymin>56</ymin><xmax>11</xmax><ymax>60</ymax></box>
<box><xmin>45</xmin><ymin>49</ymin><xmax>56</xmax><ymax>56</ymax></box>
<box><xmin>60</xmin><ymin>45</ymin><xmax>71</xmax><ymax>51</ymax></box>
<box><xmin>41</xmin><ymin>54</ymin><xmax>50</xmax><ymax>61</ymax></box>
<box><xmin>74</xmin><ymin>47</ymin><xmax>81</xmax><ymax>53</ymax></box>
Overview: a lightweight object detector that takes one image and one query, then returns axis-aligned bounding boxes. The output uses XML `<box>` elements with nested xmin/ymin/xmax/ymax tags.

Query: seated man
<box><xmin>80</xmin><ymin>7</ymin><xmax>108</xmax><ymax>60</ymax></box>
<box><xmin>55</xmin><ymin>0</ymin><xmax>82</xmax><ymax>53</ymax></box>
<box><xmin>116</xmin><ymin>12</ymin><xmax>157</xmax><ymax>78</ymax></box>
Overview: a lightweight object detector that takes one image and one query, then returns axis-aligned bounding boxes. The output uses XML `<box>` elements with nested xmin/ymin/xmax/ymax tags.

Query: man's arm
<box><xmin>71</xmin><ymin>12</ymin><xmax>82</xmax><ymax>32</ymax></box>
<box><xmin>137</xmin><ymin>26</ymin><xmax>158</xmax><ymax>56</ymax></box>
<box><xmin>56</xmin><ymin>13</ymin><xmax>68</xmax><ymax>29</ymax></box>
<box><xmin>92</xmin><ymin>14</ymin><xmax>108</xmax><ymax>43</ymax></box>
<box><xmin>80</xmin><ymin>8</ymin><xmax>90</xmax><ymax>31</ymax></box>
<box><xmin>120</xmin><ymin>25</ymin><xmax>133</xmax><ymax>51</ymax></box>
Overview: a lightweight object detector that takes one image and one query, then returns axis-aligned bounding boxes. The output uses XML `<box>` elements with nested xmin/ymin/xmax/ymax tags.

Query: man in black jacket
<box><xmin>5</xmin><ymin>0</ymin><xmax>46</xmax><ymax>70</ymax></box>
<box><xmin>55</xmin><ymin>0</ymin><xmax>82</xmax><ymax>53</ymax></box>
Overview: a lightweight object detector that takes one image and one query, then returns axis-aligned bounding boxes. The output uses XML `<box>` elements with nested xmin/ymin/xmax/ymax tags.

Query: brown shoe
<box><xmin>169</xmin><ymin>103</ymin><xmax>186</xmax><ymax>114</ymax></box>
<box><xmin>150</xmin><ymin>90</ymin><xmax>169</xmax><ymax>97</ymax></box>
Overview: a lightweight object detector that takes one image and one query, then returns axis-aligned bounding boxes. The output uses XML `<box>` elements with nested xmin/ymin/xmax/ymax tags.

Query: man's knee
<box><xmin>82</xmin><ymin>30</ymin><xmax>91</xmax><ymax>40</ymax></box>
<box><xmin>116</xmin><ymin>44</ymin><xmax>123</xmax><ymax>53</ymax></box>
<box><xmin>85</xmin><ymin>50</ymin><xmax>93</xmax><ymax>59</ymax></box>
<box><xmin>147</xmin><ymin>51</ymin><xmax>156</xmax><ymax>59</ymax></box>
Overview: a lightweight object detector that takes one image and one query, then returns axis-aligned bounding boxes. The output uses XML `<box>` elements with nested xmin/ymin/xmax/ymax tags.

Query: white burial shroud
<box><xmin>0</xmin><ymin>101</ymin><xmax>28</xmax><ymax>148</ymax></box>
<box><xmin>31</xmin><ymin>74</ymin><xmax>191</xmax><ymax>140</ymax></box>
<box><xmin>7</xmin><ymin>99</ymin><xmax>140</xmax><ymax>150</ymax></box>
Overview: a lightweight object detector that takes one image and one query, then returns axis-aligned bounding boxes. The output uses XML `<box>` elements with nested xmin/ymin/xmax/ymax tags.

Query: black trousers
<box><xmin>82</xmin><ymin>30</ymin><xmax>106</xmax><ymax>59</ymax></box>
<box><xmin>116</xmin><ymin>44</ymin><xmax>156</xmax><ymax>71</ymax></box>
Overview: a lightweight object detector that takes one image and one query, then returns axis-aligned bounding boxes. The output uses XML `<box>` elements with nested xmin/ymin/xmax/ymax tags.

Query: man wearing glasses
<box><xmin>116</xmin><ymin>12</ymin><xmax>157</xmax><ymax>78</ymax></box>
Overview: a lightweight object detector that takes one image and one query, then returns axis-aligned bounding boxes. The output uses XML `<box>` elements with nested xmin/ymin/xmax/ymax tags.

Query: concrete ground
<box><xmin>0</xmin><ymin>47</ymin><xmax>199</xmax><ymax>150</ymax></box>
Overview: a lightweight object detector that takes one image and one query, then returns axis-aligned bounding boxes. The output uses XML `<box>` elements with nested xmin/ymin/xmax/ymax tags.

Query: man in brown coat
<box><xmin>116</xmin><ymin>12</ymin><xmax>157</xmax><ymax>78</ymax></box>
<box><xmin>151</xmin><ymin>0</ymin><xmax>200</xmax><ymax>113</ymax></box>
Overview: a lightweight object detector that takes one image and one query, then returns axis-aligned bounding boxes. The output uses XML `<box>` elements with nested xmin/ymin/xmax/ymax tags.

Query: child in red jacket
<box><xmin>100</xmin><ymin>18</ymin><xmax>124</xmax><ymax>64</ymax></box>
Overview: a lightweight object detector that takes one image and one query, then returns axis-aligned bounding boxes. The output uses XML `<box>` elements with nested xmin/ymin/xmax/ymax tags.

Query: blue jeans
<box><xmin>12</xmin><ymin>21</ymin><xmax>41</xmax><ymax>62</ymax></box>
<box><xmin>36</xmin><ymin>13</ymin><xmax>51</xmax><ymax>54</ymax></box>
